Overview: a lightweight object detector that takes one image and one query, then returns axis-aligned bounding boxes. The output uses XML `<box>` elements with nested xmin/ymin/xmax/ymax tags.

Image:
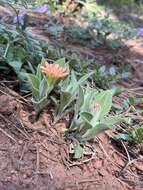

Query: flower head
<box><xmin>35</xmin><ymin>5</ymin><xmax>50</xmax><ymax>14</ymax></box>
<box><xmin>41</xmin><ymin>63</ymin><xmax>69</xmax><ymax>81</ymax></box>
<box><xmin>18</xmin><ymin>14</ymin><xmax>25</xmax><ymax>26</ymax></box>
<box><xmin>109</xmin><ymin>66</ymin><xmax>116</xmax><ymax>76</ymax></box>
<box><xmin>93</xmin><ymin>101</ymin><xmax>101</xmax><ymax>112</ymax></box>
<box><xmin>137</xmin><ymin>28</ymin><xmax>143</xmax><ymax>36</ymax></box>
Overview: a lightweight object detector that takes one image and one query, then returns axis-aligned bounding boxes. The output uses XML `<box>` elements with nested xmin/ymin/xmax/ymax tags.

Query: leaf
<box><xmin>57</xmin><ymin>91</ymin><xmax>72</xmax><ymax>116</ymax></box>
<box><xmin>113</xmin><ymin>87</ymin><xmax>125</xmax><ymax>96</ymax></box>
<box><xmin>82</xmin><ymin>123</ymin><xmax>110</xmax><ymax>141</ymax></box>
<box><xmin>77</xmin><ymin>72</ymin><xmax>93</xmax><ymax>87</ymax></box>
<box><xmin>90</xmin><ymin>110</ymin><xmax>101</xmax><ymax>126</ymax></box>
<box><xmin>132</xmin><ymin>125</ymin><xmax>143</xmax><ymax>144</ymax></box>
<box><xmin>39</xmin><ymin>76</ymin><xmax>48</xmax><ymax>98</ymax></box>
<box><xmin>74</xmin><ymin>144</ymin><xmax>84</xmax><ymax>159</ymax></box>
<box><xmin>99</xmin><ymin>65</ymin><xmax>106</xmax><ymax>76</ymax></box>
<box><xmin>27</xmin><ymin>73</ymin><xmax>40</xmax><ymax>91</ymax></box>
<box><xmin>32</xmin><ymin>95</ymin><xmax>48</xmax><ymax>111</ymax></box>
<box><xmin>81</xmin><ymin>112</ymin><xmax>93</xmax><ymax>122</ymax></box>
<box><xmin>116</xmin><ymin>134</ymin><xmax>132</xmax><ymax>142</ymax></box>
<box><xmin>100</xmin><ymin>116</ymin><xmax>122</xmax><ymax>127</ymax></box>
<box><xmin>64</xmin><ymin>71</ymin><xmax>92</xmax><ymax>94</ymax></box>
<box><xmin>27</xmin><ymin>61</ymin><xmax>35</xmax><ymax>74</ymax></box>
<box><xmin>22</xmin><ymin>14</ymin><xmax>30</xmax><ymax>31</ymax></box>
<box><xmin>58</xmin><ymin>72</ymin><xmax>93</xmax><ymax>118</ymax></box>
<box><xmin>64</xmin><ymin>70</ymin><xmax>77</xmax><ymax>92</ymax></box>
<box><xmin>129</xmin><ymin>97</ymin><xmax>135</xmax><ymax>106</ymax></box>
<box><xmin>55</xmin><ymin>58</ymin><xmax>66</xmax><ymax>68</ymax></box>
<box><xmin>27</xmin><ymin>73</ymin><xmax>40</xmax><ymax>100</ymax></box>
<box><xmin>36</xmin><ymin>64</ymin><xmax>42</xmax><ymax>80</ymax></box>
<box><xmin>80</xmin><ymin>87</ymin><xmax>96</xmax><ymax>113</ymax></box>
<box><xmin>46</xmin><ymin>23</ymin><xmax>63</xmax><ymax>37</ymax></box>
<box><xmin>81</xmin><ymin>120</ymin><xmax>93</xmax><ymax>131</ymax></box>
<box><xmin>75</xmin><ymin>86</ymin><xmax>84</xmax><ymax>114</ymax></box>
<box><xmin>8</xmin><ymin>60</ymin><xmax>23</xmax><ymax>73</ymax></box>
<box><xmin>94</xmin><ymin>89</ymin><xmax>114</xmax><ymax>119</ymax></box>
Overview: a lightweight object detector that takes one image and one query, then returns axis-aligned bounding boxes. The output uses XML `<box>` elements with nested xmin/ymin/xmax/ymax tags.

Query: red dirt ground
<box><xmin>0</xmin><ymin>90</ymin><xmax>143</xmax><ymax>190</ymax></box>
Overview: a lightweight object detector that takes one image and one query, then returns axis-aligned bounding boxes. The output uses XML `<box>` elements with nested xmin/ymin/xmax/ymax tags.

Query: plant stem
<box><xmin>7</xmin><ymin>2</ymin><xmax>20</xmax><ymax>29</ymax></box>
<box><xmin>3</xmin><ymin>42</ymin><xmax>10</xmax><ymax>58</ymax></box>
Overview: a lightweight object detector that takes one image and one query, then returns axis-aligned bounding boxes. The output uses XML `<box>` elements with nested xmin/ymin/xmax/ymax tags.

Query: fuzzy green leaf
<box><xmin>57</xmin><ymin>91</ymin><xmax>72</xmax><ymax>116</ymax></box>
<box><xmin>75</xmin><ymin>86</ymin><xmax>84</xmax><ymax>114</ymax></box>
<box><xmin>94</xmin><ymin>89</ymin><xmax>114</xmax><ymax>119</ymax></box>
<box><xmin>39</xmin><ymin>76</ymin><xmax>48</xmax><ymax>98</ymax></box>
<box><xmin>8</xmin><ymin>60</ymin><xmax>23</xmax><ymax>73</ymax></box>
<box><xmin>36</xmin><ymin>64</ymin><xmax>42</xmax><ymax>80</ymax></box>
<box><xmin>32</xmin><ymin>95</ymin><xmax>48</xmax><ymax>111</ymax></box>
<box><xmin>116</xmin><ymin>134</ymin><xmax>132</xmax><ymax>142</ymax></box>
<box><xmin>100</xmin><ymin>116</ymin><xmax>122</xmax><ymax>127</ymax></box>
<box><xmin>80</xmin><ymin>88</ymin><xmax>96</xmax><ymax>113</ymax></box>
<box><xmin>132</xmin><ymin>125</ymin><xmax>143</xmax><ymax>144</ymax></box>
<box><xmin>55</xmin><ymin>58</ymin><xmax>66</xmax><ymax>68</ymax></box>
<box><xmin>27</xmin><ymin>73</ymin><xmax>40</xmax><ymax>91</ymax></box>
<box><xmin>82</xmin><ymin>123</ymin><xmax>110</xmax><ymax>141</ymax></box>
<box><xmin>74</xmin><ymin>144</ymin><xmax>84</xmax><ymax>159</ymax></box>
<box><xmin>81</xmin><ymin>112</ymin><xmax>93</xmax><ymax>122</ymax></box>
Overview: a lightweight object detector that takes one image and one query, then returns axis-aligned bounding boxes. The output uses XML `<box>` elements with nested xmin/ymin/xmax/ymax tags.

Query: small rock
<box><xmin>98</xmin><ymin>169</ymin><xmax>109</xmax><ymax>176</ymax></box>
<box><xmin>10</xmin><ymin>170</ymin><xmax>16</xmax><ymax>174</ymax></box>
<box><xmin>23</xmin><ymin>174</ymin><xmax>27</xmax><ymax>179</ymax></box>
<box><xmin>18</xmin><ymin>140</ymin><xmax>23</xmax><ymax>145</ymax></box>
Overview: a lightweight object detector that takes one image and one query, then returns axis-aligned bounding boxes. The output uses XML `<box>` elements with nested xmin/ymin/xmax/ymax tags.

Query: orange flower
<box><xmin>93</xmin><ymin>101</ymin><xmax>101</xmax><ymax>112</ymax></box>
<box><xmin>41</xmin><ymin>63</ymin><xmax>69</xmax><ymax>81</ymax></box>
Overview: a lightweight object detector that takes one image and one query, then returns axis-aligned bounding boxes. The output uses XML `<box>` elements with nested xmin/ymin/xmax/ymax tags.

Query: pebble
<box><xmin>18</xmin><ymin>140</ymin><xmax>23</xmax><ymax>145</ymax></box>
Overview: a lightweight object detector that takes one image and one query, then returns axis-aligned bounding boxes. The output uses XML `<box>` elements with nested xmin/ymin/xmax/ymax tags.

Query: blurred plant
<box><xmin>65</xmin><ymin>54</ymin><xmax>131</xmax><ymax>90</ymax></box>
<box><xmin>36</xmin><ymin>0</ymin><xmax>60</xmax><ymax>11</ymax></box>
<box><xmin>1</xmin><ymin>1</ymin><xmax>30</xmax><ymax>31</ymax></box>
<box><xmin>94</xmin><ymin>65</ymin><xmax>117</xmax><ymax>89</ymax></box>
<box><xmin>94</xmin><ymin>65</ymin><xmax>130</xmax><ymax>89</ymax></box>
<box><xmin>68</xmin><ymin>53</ymin><xmax>92</xmax><ymax>72</ymax></box>
<box><xmin>132</xmin><ymin>125</ymin><xmax>143</xmax><ymax>144</ymax></box>
<box><xmin>42</xmin><ymin>0</ymin><xmax>136</xmax><ymax>49</ymax></box>
<box><xmin>0</xmin><ymin>22</ymin><xmax>47</xmax><ymax>91</ymax></box>
<box><xmin>64</xmin><ymin>26</ymin><xmax>91</xmax><ymax>44</ymax></box>
<box><xmin>97</xmin><ymin>0</ymin><xmax>143</xmax><ymax>8</ymax></box>
<box><xmin>27</xmin><ymin>58</ymin><xmax>69</xmax><ymax>112</ymax></box>
<box><xmin>89</xmin><ymin>12</ymin><xmax>136</xmax><ymax>49</ymax></box>
<box><xmin>116</xmin><ymin>123</ymin><xmax>143</xmax><ymax>145</ymax></box>
<box><xmin>45</xmin><ymin>21</ymin><xmax>64</xmax><ymax>38</ymax></box>
<box><xmin>0</xmin><ymin>0</ymin><xmax>27</xmax><ymax>5</ymax></box>
<box><xmin>80</xmin><ymin>0</ymin><xmax>103</xmax><ymax>18</ymax></box>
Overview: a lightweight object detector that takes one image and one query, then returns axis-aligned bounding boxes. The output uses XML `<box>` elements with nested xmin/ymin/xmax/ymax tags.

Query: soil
<box><xmin>0</xmin><ymin>88</ymin><xmax>143</xmax><ymax>190</ymax></box>
<box><xmin>0</xmin><ymin>4</ymin><xmax>143</xmax><ymax>190</ymax></box>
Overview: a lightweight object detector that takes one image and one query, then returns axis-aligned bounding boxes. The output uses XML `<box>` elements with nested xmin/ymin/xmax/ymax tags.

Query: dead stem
<box><xmin>0</xmin><ymin>113</ymin><xmax>30</xmax><ymax>139</ymax></box>
<box><xmin>0</xmin><ymin>127</ymin><xmax>17</xmax><ymax>143</ymax></box>
<box><xmin>0</xmin><ymin>85</ymin><xmax>31</xmax><ymax>106</ymax></box>
<box><xmin>98</xmin><ymin>138</ymin><xmax>122</xmax><ymax>168</ymax></box>
<box><xmin>36</xmin><ymin>144</ymin><xmax>40</xmax><ymax>174</ymax></box>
